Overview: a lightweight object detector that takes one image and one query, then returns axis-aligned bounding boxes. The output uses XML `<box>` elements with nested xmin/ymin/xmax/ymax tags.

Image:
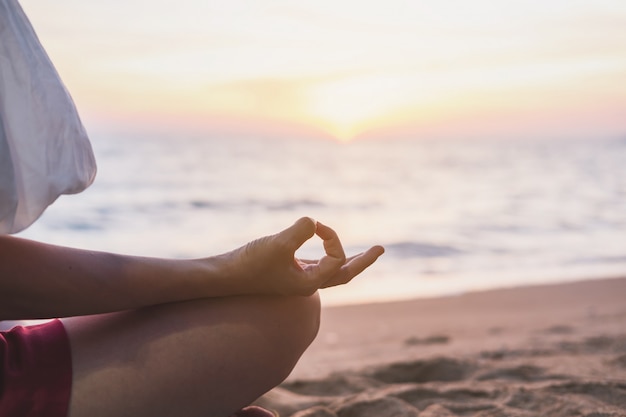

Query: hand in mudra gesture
<box><xmin>222</xmin><ymin>217</ymin><xmax>384</xmax><ymax>296</ymax></box>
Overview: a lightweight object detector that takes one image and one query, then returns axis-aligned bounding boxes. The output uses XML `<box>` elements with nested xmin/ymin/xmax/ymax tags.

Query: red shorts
<box><xmin>0</xmin><ymin>320</ymin><xmax>72</xmax><ymax>417</ymax></box>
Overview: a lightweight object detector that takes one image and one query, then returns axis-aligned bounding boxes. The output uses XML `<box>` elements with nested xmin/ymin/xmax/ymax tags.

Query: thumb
<box><xmin>277</xmin><ymin>217</ymin><xmax>316</xmax><ymax>251</ymax></box>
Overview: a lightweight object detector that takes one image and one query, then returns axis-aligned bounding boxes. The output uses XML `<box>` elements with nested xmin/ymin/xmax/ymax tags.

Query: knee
<box><xmin>259</xmin><ymin>292</ymin><xmax>321</xmax><ymax>383</ymax></box>
<box><xmin>281</xmin><ymin>292</ymin><xmax>321</xmax><ymax>352</ymax></box>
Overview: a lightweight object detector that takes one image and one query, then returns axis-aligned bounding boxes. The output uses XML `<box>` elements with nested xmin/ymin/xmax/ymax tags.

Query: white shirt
<box><xmin>0</xmin><ymin>0</ymin><xmax>96</xmax><ymax>234</ymax></box>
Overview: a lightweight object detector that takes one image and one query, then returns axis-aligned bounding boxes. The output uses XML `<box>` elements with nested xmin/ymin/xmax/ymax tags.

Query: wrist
<box><xmin>192</xmin><ymin>252</ymin><xmax>243</xmax><ymax>297</ymax></box>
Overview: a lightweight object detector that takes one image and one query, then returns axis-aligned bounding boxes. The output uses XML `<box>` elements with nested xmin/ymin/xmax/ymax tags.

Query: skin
<box><xmin>0</xmin><ymin>217</ymin><xmax>384</xmax><ymax>417</ymax></box>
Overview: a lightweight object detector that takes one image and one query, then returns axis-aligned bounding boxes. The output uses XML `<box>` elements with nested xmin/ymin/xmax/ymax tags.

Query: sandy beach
<box><xmin>258</xmin><ymin>277</ymin><xmax>626</xmax><ymax>416</ymax></box>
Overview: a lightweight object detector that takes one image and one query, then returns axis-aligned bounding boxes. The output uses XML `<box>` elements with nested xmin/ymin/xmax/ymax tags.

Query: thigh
<box><xmin>62</xmin><ymin>293</ymin><xmax>320</xmax><ymax>417</ymax></box>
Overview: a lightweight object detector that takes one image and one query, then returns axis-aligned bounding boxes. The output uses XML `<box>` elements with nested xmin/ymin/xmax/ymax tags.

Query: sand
<box><xmin>257</xmin><ymin>277</ymin><xmax>626</xmax><ymax>416</ymax></box>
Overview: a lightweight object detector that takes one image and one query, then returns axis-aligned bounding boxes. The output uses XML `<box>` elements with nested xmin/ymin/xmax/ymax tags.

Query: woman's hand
<box><xmin>219</xmin><ymin>217</ymin><xmax>384</xmax><ymax>296</ymax></box>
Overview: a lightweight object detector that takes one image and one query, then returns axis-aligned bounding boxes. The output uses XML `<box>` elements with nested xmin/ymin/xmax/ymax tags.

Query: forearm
<box><xmin>0</xmin><ymin>218</ymin><xmax>384</xmax><ymax>319</ymax></box>
<box><xmin>0</xmin><ymin>235</ymin><xmax>226</xmax><ymax>320</ymax></box>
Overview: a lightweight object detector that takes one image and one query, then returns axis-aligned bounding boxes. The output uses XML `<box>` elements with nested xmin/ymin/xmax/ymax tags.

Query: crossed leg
<box><xmin>62</xmin><ymin>293</ymin><xmax>320</xmax><ymax>417</ymax></box>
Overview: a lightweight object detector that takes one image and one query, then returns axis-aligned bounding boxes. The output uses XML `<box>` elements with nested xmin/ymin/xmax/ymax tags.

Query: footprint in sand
<box><xmin>542</xmin><ymin>324</ymin><xmax>575</xmax><ymax>335</ymax></box>
<box><xmin>559</xmin><ymin>334</ymin><xmax>626</xmax><ymax>354</ymax></box>
<box><xmin>404</xmin><ymin>334</ymin><xmax>451</xmax><ymax>346</ymax></box>
<box><xmin>608</xmin><ymin>353</ymin><xmax>626</xmax><ymax>368</ymax></box>
<box><xmin>476</xmin><ymin>364</ymin><xmax>568</xmax><ymax>382</ymax></box>
<box><xmin>283</xmin><ymin>374</ymin><xmax>383</xmax><ymax>397</ymax></box>
<box><xmin>366</xmin><ymin>357</ymin><xmax>474</xmax><ymax>384</ymax></box>
<box><xmin>332</xmin><ymin>394</ymin><xmax>419</xmax><ymax>417</ymax></box>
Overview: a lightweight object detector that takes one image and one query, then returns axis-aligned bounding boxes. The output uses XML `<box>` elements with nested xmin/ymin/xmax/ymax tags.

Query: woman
<box><xmin>0</xmin><ymin>1</ymin><xmax>383</xmax><ymax>416</ymax></box>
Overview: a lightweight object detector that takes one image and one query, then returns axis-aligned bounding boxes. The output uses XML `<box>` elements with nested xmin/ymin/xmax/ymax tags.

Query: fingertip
<box><xmin>296</xmin><ymin>216</ymin><xmax>316</xmax><ymax>231</ymax></box>
<box><xmin>364</xmin><ymin>245</ymin><xmax>385</xmax><ymax>262</ymax></box>
<box><xmin>314</xmin><ymin>221</ymin><xmax>337</xmax><ymax>240</ymax></box>
<box><xmin>282</xmin><ymin>217</ymin><xmax>316</xmax><ymax>248</ymax></box>
<box><xmin>301</xmin><ymin>215</ymin><xmax>315</xmax><ymax>223</ymax></box>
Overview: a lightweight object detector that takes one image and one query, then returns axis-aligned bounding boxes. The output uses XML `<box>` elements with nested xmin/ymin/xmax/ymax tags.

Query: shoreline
<box><xmin>319</xmin><ymin>272</ymin><xmax>626</xmax><ymax>308</ymax></box>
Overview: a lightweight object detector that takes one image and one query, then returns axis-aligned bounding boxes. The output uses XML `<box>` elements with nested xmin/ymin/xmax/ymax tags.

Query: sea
<box><xmin>17</xmin><ymin>131</ymin><xmax>626</xmax><ymax>306</ymax></box>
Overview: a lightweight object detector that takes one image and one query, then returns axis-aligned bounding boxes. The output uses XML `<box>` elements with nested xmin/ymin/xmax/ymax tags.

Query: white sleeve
<box><xmin>0</xmin><ymin>0</ymin><xmax>97</xmax><ymax>234</ymax></box>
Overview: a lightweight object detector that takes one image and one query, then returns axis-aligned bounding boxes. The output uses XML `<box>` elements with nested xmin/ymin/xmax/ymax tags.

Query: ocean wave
<box><xmin>54</xmin><ymin>220</ymin><xmax>104</xmax><ymax>232</ymax></box>
<box><xmin>263</xmin><ymin>198</ymin><xmax>326</xmax><ymax>211</ymax></box>
<box><xmin>567</xmin><ymin>255</ymin><xmax>626</xmax><ymax>266</ymax></box>
<box><xmin>190</xmin><ymin>200</ymin><xmax>217</xmax><ymax>209</ymax></box>
<box><xmin>188</xmin><ymin>198</ymin><xmax>326</xmax><ymax>211</ymax></box>
<box><xmin>385</xmin><ymin>241</ymin><xmax>463</xmax><ymax>258</ymax></box>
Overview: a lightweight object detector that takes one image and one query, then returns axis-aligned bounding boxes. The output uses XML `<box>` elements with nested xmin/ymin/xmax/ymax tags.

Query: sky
<box><xmin>19</xmin><ymin>0</ymin><xmax>626</xmax><ymax>141</ymax></box>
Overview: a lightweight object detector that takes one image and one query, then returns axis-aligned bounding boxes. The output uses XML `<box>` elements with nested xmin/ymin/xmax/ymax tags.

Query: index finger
<box><xmin>315</xmin><ymin>222</ymin><xmax>346</xmax><ymax>263</ymax></box>
<box><xmin>302</xmin><ymin>222</ymin><xmax>347</xmax><ymax>284</ymax></box>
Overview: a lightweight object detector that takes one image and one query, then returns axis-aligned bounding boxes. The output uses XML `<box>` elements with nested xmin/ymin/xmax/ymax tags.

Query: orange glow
<box><xmin>21</xmin><ymin>0</ymin><xmax>626</xmax><ymax>141</ymax></box>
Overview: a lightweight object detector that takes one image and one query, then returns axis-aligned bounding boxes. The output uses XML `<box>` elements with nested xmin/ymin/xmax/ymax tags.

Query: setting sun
<box><xmin>19</xmin><ymin>0</ymin><xmax>626</xmax><ymax>141</ymax></box>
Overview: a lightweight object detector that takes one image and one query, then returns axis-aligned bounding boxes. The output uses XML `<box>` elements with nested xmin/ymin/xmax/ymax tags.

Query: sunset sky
<box><xmin>20</xmin><ymin>0</ymin><xmax>626</xmax><ymax>141</ymax></box>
